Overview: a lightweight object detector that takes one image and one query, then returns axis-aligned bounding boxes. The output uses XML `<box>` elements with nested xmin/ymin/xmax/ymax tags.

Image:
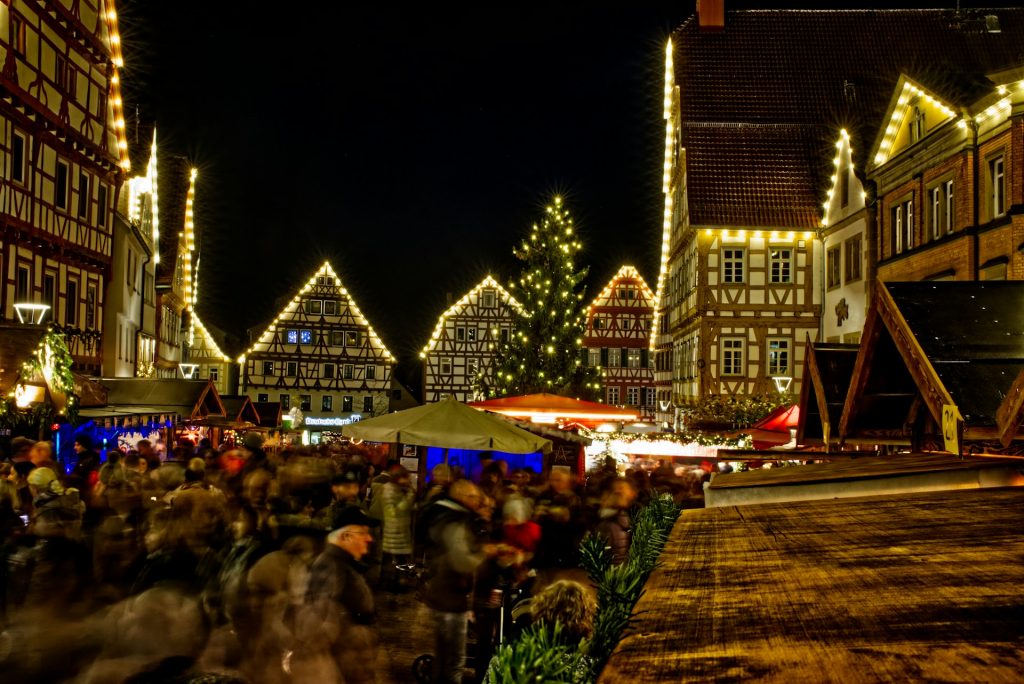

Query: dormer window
<box><xmin>910</xmin><ymin>104</ymin><xmax>926</xmax><ymax>143</ymax></box>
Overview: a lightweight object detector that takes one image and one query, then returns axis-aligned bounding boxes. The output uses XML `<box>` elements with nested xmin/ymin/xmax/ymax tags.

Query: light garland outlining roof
<box><xmin>182</xmin><ymin>168</ymin><xmax>198</xmax><ymax>312</ymax></box>
<box><xmin>589</xmin><ymin>265</ymin><xmax>655</xmax><ymax>308</ymax></box>
<box><xmin>651</xmin><ymin>38</ymin><xmax>675</xmax><ymax>352</ymax></box>
<box><xmin>102</xmin><ymin>0</ymin><xmax>131</xmax><ymax>172</ymax></box>
<box><xmin>872</xmin><ymin>77</ymin><xmax>956</xmax><ymax>167</ymax></box>
<box><xmin>191</xmin><ymin>313</ymin><xmax>231</xmax><ymax>362</ymax></box>
<box><xmin>419</xmin><ymin>275</ymin><xmax>522</xmax><ymax>359</ymax></box>
<box><xmin>127</xmin><ymin>130</ymin><xmax>160</xmax><ymax>262</ymax></box>
<box><xmin>701</xmin><ymin>228</ymin><xmax>815</xmax><ymax>239</ymax></box>
<box><xmin>238</xmin><ymin>261</ymin><xmax>395</xmax><ymax>363</ymax></box>
<box><xmin>821</xmin><ymin>129</ymin><xmax>851</xmax><ymax>228</ymax></box>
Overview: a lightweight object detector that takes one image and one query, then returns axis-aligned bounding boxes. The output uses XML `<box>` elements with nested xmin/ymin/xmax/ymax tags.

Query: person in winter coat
<box><xmin>292</xmin><ymin>506</ymin><xmax>380</xmax><ymax>684</ymax></box>
<box><xmin>420</xmin><ymin>479</ymin><xmax>498</xmax><ymax>683</ymax></box>
<box><xmin>379</xmin><ymin>467</ymin><xmax>414</xmax><ymax>590</ymax></box>
<box><xmin>594</xmin><ymin>478</ymin><xmax>637</xmax><ymax>565</ymax></box>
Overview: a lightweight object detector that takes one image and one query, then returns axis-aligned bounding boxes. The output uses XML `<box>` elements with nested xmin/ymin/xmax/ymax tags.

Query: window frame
<box><xmin>55</xmin><ymin>159</ymin><xmax>69</xmax><ymax>210</ymax></box>
<box><xmin>844</xmin><ymin>235</ymin><xmax>862</xmax><ymax>283</ymax></box>
<box><xmin>722</xmin><ymin>248</ymin><xmax>745</xmax><ymax>284</ymax></box>
<box><xmin>85</xmin><ymin>283</ymin><xmax>97</xmax><ymax>329</ymax></box>
<box><xmin>343</xmin><ymin>364</ymin><xmax>355</xmax><ymax>379</ymax></box>
<box><xmin>280</xmin><ymin>394</ymin><xmax>291</xmax><ymax>410</ymax></box>
<box><xmin>766</xmin><ymin>337</ymin><xmax>791</xmax><ymax>376</ymax></box>
<box><xmin>440</xmin><ymin>358</ymin><xmax>452</xmax><ymax>375</ymax></box>
<box><xmin>324</xmin><ymin>363</ymin><xmax>335</xmax><ymax>379</ymax></box>
<box><xmin>481</xmin><ymin>289</ymin><xmax>496</xmax><ymax>308</ymax></box>
<box><xmin>826</xmin><ymin>246</ymin><xmax>841</xmax><ymax>290</ymax></box>
<box><xmin>11</xmin><ymin>130</ymin><xmax>26</xmax><ymax>185</ymax></box>
<box><xmin>77</xmin><ymin>170</ymin><xmax>90</xmax><ymax>219</ymax></box>
<box><xmin>721</xmin><ymin>337</ymin><xmax>745</xmax><ymax>377</ymax></box>
<box><xmin>365</xmin><ymin>364</ymin><xmax>376</xmax><ymax>380</ymax></box>
<box><xmin>300</xmin><ymin>395</ymin><xmax>312</xmax><ymax>411</ymax></box>
<box><xmin>322</xmin><ymin>395</ymin><xmax>333</xmax><ymax>412</ymax></box>
<box><xmin>323</xmin><ymin>299</ymin><xmax>338</xmax><ymax>315</ymax></box>
<box><xmin>342</xmin><ymin>396</ymin><xmax>353</xmax><ymax>412</ymax></box>
<box><xmin>308</xmin><ymin>299</ymin><xmax>323</xmax><ymax>315</ymax></box>
<box><xmin>66</xmin><ymin>278</ymin><xmax>79</xmax><ymax>325</ymax></box>
<box><xmin>769</xmin><ymin>247</ymin><xmax>792</xmax><ymax>284</ymax></box>
<box><xmin>989</xmin><ymin>154</ymin><xmax>1006</xmax><ymax>219</ymax></box>
<box><xmin>607</xmin><ymin>386</ymin><xmax>620</xmax><ymax>405</ymax></box>
<box><xmin>262</xmin><ymin>361</ymin><xmax>274</xmax><ymax>376</ymax></box>
<box><xmin>286</xmin><ymin>361</ymin><xmax>297</xmax><ymax>377</ymax></box>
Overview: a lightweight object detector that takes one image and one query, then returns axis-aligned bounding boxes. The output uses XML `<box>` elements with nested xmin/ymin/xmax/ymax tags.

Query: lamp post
<box><xmin>178</xmin><ymin>363</ymin><xmax>199</xmax><ymax>379</ymax></box>
<box><xmin>772</xmin><ymin>376</ymin><xmax>792</xmax><ymax>394</ymax></box>
<box><xmin>14</xmin><ymin>302</ymin><xmax>51</xmax><ymax>325</ymax></box>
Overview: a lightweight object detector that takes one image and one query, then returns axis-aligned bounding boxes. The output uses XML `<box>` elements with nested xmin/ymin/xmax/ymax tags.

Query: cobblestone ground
<box><xmin>374</xmin><ymin>586</ymin><xmax>437</xmax><ymax>683</ymax></box>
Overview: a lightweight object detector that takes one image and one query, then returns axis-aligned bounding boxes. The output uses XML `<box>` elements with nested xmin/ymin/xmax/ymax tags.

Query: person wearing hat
<box><xmin>69</xmin><ymin>434</ymin><xmax>100</xmax><ymax>501</ymax></box>
<box><xmin>293</xmin><ymin>506</ymin><xmax>380</xmax><ymax>684</ymax></box>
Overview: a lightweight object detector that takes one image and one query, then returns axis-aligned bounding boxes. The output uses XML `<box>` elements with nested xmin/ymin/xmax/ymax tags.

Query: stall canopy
<box><xmin>78</xmin><ymin>378</ymin><xmax>225</xmax><ymax>424</ymax></box>
<box><xmin>468</xmin><ymin>392</ymin><xmax>637</xmax><ymax>426</ymax></box>
<box><xmin>839</xmin><ymin>281</ymin><xmax>1024</xmax><ymax>451</ymax></box>
<box><xmin>342</xmin><ymin>396</ymin><xmax>551</xmax><ymax>453</ymax></box>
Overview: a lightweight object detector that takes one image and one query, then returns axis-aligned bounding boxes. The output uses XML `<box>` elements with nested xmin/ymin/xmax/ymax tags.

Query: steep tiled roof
<box><xmin>674</xmin><ymin>8</ymin><xmax>1024</xmax><ymax>228</ymax></box>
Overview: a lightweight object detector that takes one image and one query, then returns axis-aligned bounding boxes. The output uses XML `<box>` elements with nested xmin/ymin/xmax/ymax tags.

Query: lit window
<box><xmin>346</xmin><ymin>331</ymin><xmax>360</xmax><ymax>347</ymax></box>
<box><xmin>300</xmin><ymin>330</ymin><xmax>313</xmax><ymax>345</ymax></box>
<box><xmin>322</xmin><ymin>395</ymin><xmax>333</xmax><ymax>412</ymax></box>
<box><xmin>287</xmin><ymin>329</ymin><xmax>298</xmax><ymax>344</ymax></box>
<box><xmin>467</xmin><ymin>328</ymin><xmax>477</xmax><ymax>342</ymax></box>
<box><xmin>769</xmin><ymin>249</ymin><xmax>792</xmax><ymax>284</ymax></box>
<box><xmin>588</xmin><ymin>348</ymin><xmax>600</xmax><ymax>367</ymax></box>
<box><xmin>721</xmin><ymin>338</ymin><xmax>744</xmax><ymax>376</ymax></box>
<box><xmin>767</xmin><ymin>338</ymin><xmax>790</xmax><ymax>375</ymax></box>
<box><xmin>607</xmin><ymin>386</ymin><xmax>620</xmax><ymax>405</ymax></box>
<box><xmin>627</xmin><ymin>349</ymin><xmax>641</xmax><ymax>368</ymax></box>
<box><xmin>607</xmin><ymin>348</ymin><xmax>620</xmax><ymax>368</ymax></box>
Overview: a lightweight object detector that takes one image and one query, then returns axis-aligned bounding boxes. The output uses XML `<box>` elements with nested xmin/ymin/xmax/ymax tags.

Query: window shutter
<box><xmin>600</xmin><ymin>348</ymin><xmax>608</xmax><ymax>367</ymax></box>
<box><xmin>641</xmin><ymin>348</ymin><xmax>649</xmax><ymax>368</ymax></box>
<box><xmin>622</xmin><ymin>348</ymin><xmax>629</xmax><ymax>367</ymax></box>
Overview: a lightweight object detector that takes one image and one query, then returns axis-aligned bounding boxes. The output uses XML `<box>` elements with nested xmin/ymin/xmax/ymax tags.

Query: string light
<box><xmin>127</xmin><ymin>130</ymin><xmax>160</xmax><ymax>262</ymax></box>
<box><xmin>822</xmin><ymin>129</ymin><xmax>850</xmax><ymax>227</ymax></box>
<box><xmin>873</xmin><ymin>79</ymin><xmax>956</xmax><ymax>166</ymax></box>
<box><xmin>651</xmin><ymin>38</ymin><xmax>675</xmax><ymax>352</ymax></box>
<box><xmin>102</xmin><ymin>1</ymin><xmax>130</xmax><ymax>172</ymax></box>
<box><xmin>419</xmin><ymin>276</ymin><xmax>521</xmax><ymax>358</ymax></box>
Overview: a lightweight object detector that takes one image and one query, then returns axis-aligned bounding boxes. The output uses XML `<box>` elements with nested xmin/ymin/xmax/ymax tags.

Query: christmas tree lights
<box><xmin>486</xmin><ymin>196</ymin><xmax>602</xmax><ymax>400</ymax></box>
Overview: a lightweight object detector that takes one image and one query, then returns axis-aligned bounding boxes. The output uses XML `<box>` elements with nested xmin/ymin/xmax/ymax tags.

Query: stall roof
<box><xmin>600</xmin><ymin>487</ymin><xmax>1024</xmax><ymax>682</ymax></box>
<box><xmin>91</xmin><ymin>379</ymin><xmax>225</xmax><ymax>420</ymax></box>
<box><xmin>796</xmin><ymin>342</ymin><xmax>859</xmax><ymax>445</ymax></box>
<box><xmin>252</xmin><ymin>401</ymin><xmax>282</xmax><ymax>429</ymax></box>
<box><xmin>840</xmin><ymin>282</ymin><xmax>1024</xmax><ymax>446</ymax></box>
<box><xmin>219</xmin><ymin>395</ymin><xmax>261</xmax><ymax>425</ymax></box>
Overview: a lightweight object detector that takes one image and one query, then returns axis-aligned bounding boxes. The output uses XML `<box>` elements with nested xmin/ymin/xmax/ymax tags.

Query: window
<box><xmin>723</xmin><ymin>249</ymin><xmax>745</xmax><ymax>283</ymax></box>
<box><xmin>607</xmin><ymin>348</ymin><xmax>620</xmax><ymax>368</ymax></box>
<box><xmin>891</xmin><ymin>198</ymin><xmax>913</xmax><ymax>254</ymax></box>
<box><xmin>258</xmin><ymin>393</ymin><xmax>269</xmax><ymax>403</ymax></box>
<box><xmin>643</xmin><ymin>387</ymin><xmax>656</xmax><ymax>407</ymax></box>
<box><xmin>323</xmin><ymin>300</ymin><xmax>338</xmax><ymax>315</ymax></box>
<box><xmin>342</xmin><ymin>396</ymin><xmax>353</xmax><ymax>412</ymax></box>
<box><xmin>85</xmin><ymin>283</ymin><xmax>96</xmax><ymax>329</ymax></box>
<box><xmin>77</xmin><ymin>171</ymin><xmax>90</xmax><ymax>218</ymax></box>
<box><xmin>980</xmin><ymin>258</ymin><xmax>1008</xmax><ymax>281</ymax></box>
<box><xmin>300</xmin><ymin>395</ymin><xmax>312</xmax><ymax>411</ymax></box>
<box><xmin>16</xmin><ymin>266</ymin><xmax>30</xmax><ymax>301</ymax></box>
<box><xmin>322</xmin><ymin>395</ymin><xmax>333</xmax><ymax>412</ymax></box>
<box><xmin>467</xmin><ymin>328</ymin><xmax>477</xmax><ymax>342</ymax></box>
<box><xmin>481</xmin><ymin>289</ymin><xmax>496</xmax><ymax>308</ymax></box>
<box><xmin>286</xmin><ymin>361</ymin><xmax>297</xmax><ymax>377</ymax></box>
<box><xmin>990</xmin><ymin>156</ymin><xmax>1005</xmax><ymax>218</ymax></box>
<box><xmin>55</xmin><ymin>54</ymin><xmax>75</xmax><ymax>96</ymax></box>
<box><xmin>11</xmin><ymin>131</ymin><xmax>25</xmax><ymax>184</ymax></box>
<box><xmin>308</xmin><ymin>299</ymin><xmax>323</xmax><ymax>315</ymax></box>
<box><xmin>209</xmin><ymin>367</ymin><xmax>219</xmax><ymax>383</ymax></box>
<box><xmin>840</xmin><ymin>168</ymin><xmax>850</xmax><ymax>208</ymax></box>
<box><xmin>324</xmin><ymin>363</ymin><xmax>335</xmax><ymax>379</ymax></box>
<box><xmin>944</xmin><ymin>180</ymin><xmax>954</xmax><ymax>234</ymax></box>
<box><xmin>441</xmin><ymin>358</ymin><xmax>452</xmax><ymax>375</ymax></box>
<box><xmin>66</xmin><ymin>279</ymin><xmax>78</xmax><ymax>325</ymax></box>
<box><xmin>55</xmin><ymin>160</ymin><xmax>69</xmax><ymax>209</ymax></box>
<box><xmin>262</xmin><ymin>361</ymin><xmax>274</xmax><ymax>376</ymax></box>
<box><xmin>343</xmin><ymin>364</ymin><xmax>354</xmax><ymax>379</ymax></box>
<box><xmin>930</xmin><ymin>186</ymin><xmax>941</xmax><ymax>240</ymax></box>
<box><xmin>316</xmin><ymin>276</ymin><xmax>330</xmax><ymax>286</ymax></box>
<box><xmin>96</xmin><ymin>89</ymin><xmax>107</xmax><ymax>122</ymax></box>
<box><xmin>769</xmin><ymin>248</ymin><xmax>792</xmax><ymax>284</ymax></box>
<box><xmin>627</xmin><ymin>387</ymin><xmax>640</xmax><ymax>406</ymax></box>
<box><xmin>287</xmin><ymin>329</ymin><xmax>298</xmax><ymax>344</ymax></box>
<box><xmin>331</xmin><ymin>331</ymin><xmax>344</xmax><ymax>346</ymax></box>
<box><xmin>11</xmin><ymin>15</ymin><xmax>26</xmax><ymax>55</ymax></box>
<box><xmin>627</xmin><ymin>349</ymin><xmax>641</xmax><ymax>368</ymax></box>
<box><xmin>280</xmin><ymin>394</ymin><xmax>290</xmax><ymax>410</ymax></box>
<box><xmin>366</xmin><ymin>365</ymin><xmax>376</xmax><ymax>380</ymax></box>
<box><xmin>43</xmin><ymin>273</ymin><xmax>56</xmax><ymax>311</ymax></box>
<box><xmin>910</xmin><ymin>105</ymin><xmax>926</xmax><ymax>143</ymax></box>
<box><xmin>826</xmin><ymin>246</ymin><xmax>841</xmax><ymax>289</ymax></box>
<box><xmin>593</xmin><ymin>317</ymin><xmax>604</xmax><ymax>330</ymax></box>
<box><xmin>721</xmin><ymin>338</ymin><xmax>744</xmax><ymax>376</ymax></box>
<box><xmin>126</xmin><ymin>248</ymin><xmax>135</xmax><ymax>288</ymax></box>
<box><xmin>456</xmin><ymin>327</ymin><xmax>466</xmax><ymax>341</ymax></box>
<box><xmin>346</xmin><ymin>331</ymin><xmax>360</xmax><ymax>347</ymax></box>
<box><xmin>363</xmin><ymin>396</ymin><xmax>373</xmax><ymax>413</ymax></box>
<box><xmin>930</xmin><ymin>181</ymin><xmax>955</xmax><ymax>239</ymax></box>
<box><xmin>844</xmin><ymin>235</ymin><xmax>862</xmax><ymax>283</ymax></box>
<box><xmin>467</xmin><ymin>361</ymin><xmax>478</xmax><ymax>377</ymax></box>
<box><xmin>588</xmin><ymin>348</ymin><xmax>600</xmax><ymax>367</ymax></box>
<box><xmin>500</xmin><ymin>329</ymin><xmax>510</xmax><ymax>344</ymax></box>
<box><xmin>300</xmin><ymin>330</ymin><xmax>313</xmax><ymax>345</ymax></box>
<box><xmin>607</xmin><ymin>386</ymin><xmax>620</xmax><ymax>405</ymax></box>
<box><xmin>767</xmin><ymin>338</ymin><xmax>790</xmax><ymax>376</ymax></box>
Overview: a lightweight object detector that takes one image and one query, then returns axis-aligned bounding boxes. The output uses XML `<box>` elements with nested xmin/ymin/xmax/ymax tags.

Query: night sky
<box><xmin>114</xmin><ymin>1</ymin><xmax>996</xmax><ymax>389</ymax></box>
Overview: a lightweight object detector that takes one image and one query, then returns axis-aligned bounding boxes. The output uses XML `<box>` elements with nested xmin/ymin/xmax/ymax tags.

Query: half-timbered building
<box><xmin>1</xmin><ymin>0</ymin><xmax>131</xmax><ymax>373</ymax></box>
<box><xmin>420</xmin><ymin>275</ymin><xmax>520</xmax><ymax>403</ymax></box>
<box><xmin>189</xmin><ymin>313</ymin><xmax>234</xmax><ymax>396</ymax></box>
<box><xmin>583</xmin><ymin>266</ymin><xmax>655</xmax><ymax>420</ymax></box>
<box><xmin>239</xmin><ymin>262</ymin><xmax>395</xmax><ymax>442</ymax></box>
<box><xmin>653</xmin><ymin>4</ymin><xmax>1024</xmax><ymax>426</ymax></box>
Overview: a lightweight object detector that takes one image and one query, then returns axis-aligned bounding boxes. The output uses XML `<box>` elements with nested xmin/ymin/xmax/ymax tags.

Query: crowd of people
<box><xmin>0</xmin><ymin>431</ymin><xmax>708</xmax><ymax>683</ymax></box>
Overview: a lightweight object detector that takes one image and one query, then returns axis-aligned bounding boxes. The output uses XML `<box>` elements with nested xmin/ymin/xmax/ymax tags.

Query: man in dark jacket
<box><xmin>293</xmin><ymin>505</ymin><xmax>380</xmax><ymax>683</ymax></box>
<box><xmin>420</xmin><ymin>479</ymin><xmax>496</xmax><ymax>683</ymax></box>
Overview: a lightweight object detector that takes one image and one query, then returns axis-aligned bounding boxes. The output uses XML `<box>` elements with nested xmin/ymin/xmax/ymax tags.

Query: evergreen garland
<box><xmin>0</xmin><ymin>328</ymin><xmax>78</xmax><ymax>429</ymax></box>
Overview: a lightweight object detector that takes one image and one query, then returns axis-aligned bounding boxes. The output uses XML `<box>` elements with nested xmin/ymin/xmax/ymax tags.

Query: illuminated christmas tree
<box><xmin>485</xmin><ymin>196</ymin><xmax>602</xmax><ymax>400</ymax></box>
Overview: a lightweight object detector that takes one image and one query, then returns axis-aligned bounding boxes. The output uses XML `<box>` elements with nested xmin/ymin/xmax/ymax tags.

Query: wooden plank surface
<box><xmin>709</xmin><ymin>452</ymin><xmax>1021</xmax><ymax>489</ymax></box>
<box><xmin>600</xmin><ymin>487</ymin><xmax>1024</xmax><ymax>683</ymax></box>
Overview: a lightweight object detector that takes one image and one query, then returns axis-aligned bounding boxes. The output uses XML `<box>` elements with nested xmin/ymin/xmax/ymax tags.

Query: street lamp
<box><xmin>772</xmin><ymin>376</ymin><xmax>792</xmax><ymax>394</ymax></box>
<box><xmin>14</xmin><ymin>302</ymin><xmax>50</xmax><ymax>324</ymax></box>
<box><xmin>178</xmin><ymin>363</ymin><xmax>199</xmax><ymax>379</ymax></box>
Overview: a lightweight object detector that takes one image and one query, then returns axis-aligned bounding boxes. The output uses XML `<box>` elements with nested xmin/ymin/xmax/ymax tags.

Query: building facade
<box><xmin>420</xmin><ymin>275</ymin><xmax>520</xmax><ymax>402</ymax></box>
<box><xmin>1</xmin><ymin>0</ymin><xmax>131</xmax><ymax>373</ymax></box>
<box><xmin>583</xmin><ymin>266</ymin><xmax>656</xmax><ymax>420</ymax></box>
<box><xmin>654</xmin><ymin>5</ymin><xmax>1024</xmax><ymax>426</ymax></box>
<box><xmin>153</xmin><ymin>164</ymin><xmax>195</xmax><ymax>379</ymax></box>
<box><xmin>239</xmin><ymin>262</ymin><xmax>395</xmax><ymax>442</ymax></box>
<box><xmin>189</xmin><ymin>313</ymin><xmax>234</xmax><ymax>396</ymax></box>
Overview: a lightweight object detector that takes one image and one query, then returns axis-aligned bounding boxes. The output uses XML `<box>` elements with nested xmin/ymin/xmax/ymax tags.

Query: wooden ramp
<box><xmin>600</xmin><ymin>487</ymin><xmax>1024</xmax><ymax>683</ymax></box>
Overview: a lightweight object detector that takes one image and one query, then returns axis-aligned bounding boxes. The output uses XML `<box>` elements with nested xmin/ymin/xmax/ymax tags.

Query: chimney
<box><xmin>697</xmin><ymin>0</ymin><xmax>725</xmax><ymax>31</ymax></box>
